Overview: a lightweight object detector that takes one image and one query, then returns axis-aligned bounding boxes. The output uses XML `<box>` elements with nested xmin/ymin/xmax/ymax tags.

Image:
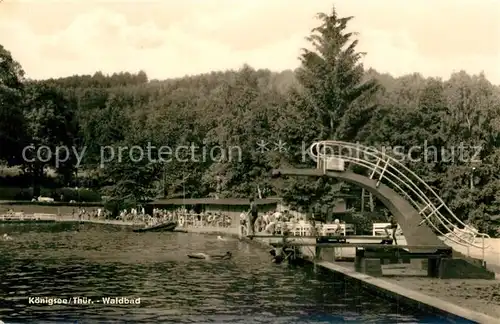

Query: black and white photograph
<box><xmin>0</xmin><ymin>0</ymin><xmax>499</xmax><ymax>323</ymax></box>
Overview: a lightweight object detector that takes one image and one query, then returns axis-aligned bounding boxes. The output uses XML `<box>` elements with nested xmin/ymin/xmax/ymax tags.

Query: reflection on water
<box><xmin>0</xmin><ymin>223</ymin><xmax>463</xmax><ymax>323</ymax></box>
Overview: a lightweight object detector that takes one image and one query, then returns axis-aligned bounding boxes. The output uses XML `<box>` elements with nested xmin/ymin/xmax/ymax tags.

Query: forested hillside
<box><xmin>1</xmin><ymin>7</ymin><xmax>499</xmax><ymax>234</ymax></box>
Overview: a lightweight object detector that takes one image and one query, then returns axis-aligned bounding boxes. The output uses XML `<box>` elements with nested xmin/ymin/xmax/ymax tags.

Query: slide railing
<box><xmin>308</xmin><ymin>140</ymin><xmax>489</xmax><ymax>249</ymax></box>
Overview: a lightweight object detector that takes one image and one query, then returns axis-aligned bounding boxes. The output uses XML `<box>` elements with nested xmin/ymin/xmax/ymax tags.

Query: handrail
<box><xmin>308</xmin><ymin>141</ymin><xmax>490</xmax><ymax>249</ymax></box>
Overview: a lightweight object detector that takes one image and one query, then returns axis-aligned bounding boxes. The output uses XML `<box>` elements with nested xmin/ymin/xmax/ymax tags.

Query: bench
<box><xmin>321</xmin><ymin>223</ymin><xmax>355</xmax><ymax>236</ymax></box>
<box><xmin>354</xmin><ymin>245</ymin><xmax>452</xmax><ymax>277</ymax></box>
<box><xmin>37</xmin><ymin>196</ymin><xmax>55</xmax><ymax>202</ymax></box>
<box><xmin>372</xmin><ymin>223</ymin><xmax>403</xmax><ymax>236</ymax></box>
<box><xmin>33</xmin><ymin>213</ymin><xmax>57</xmax><ymax>220</ymax></box>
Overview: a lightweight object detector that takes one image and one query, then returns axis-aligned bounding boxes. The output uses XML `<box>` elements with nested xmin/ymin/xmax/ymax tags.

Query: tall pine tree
<box><xmin>280</xmin><ymin>6</ymin><xmax>379</xmax><ymax>218</ymax></box>
<box><xmin>296</xmin><ymin>6</ymin><xmax>379</xmax><ymax>140</ymax></box>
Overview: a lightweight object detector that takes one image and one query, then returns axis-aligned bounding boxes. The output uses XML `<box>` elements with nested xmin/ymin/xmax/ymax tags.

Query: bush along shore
<box><xmin>0</xmin><ymin>186</ymin><xmax>101</xmax><ymax>203</ymax></box>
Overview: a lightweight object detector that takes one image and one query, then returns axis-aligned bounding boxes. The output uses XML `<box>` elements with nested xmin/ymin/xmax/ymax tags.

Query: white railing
<box><xmin>309</xmin><ymin>141</ymin><xmax>490</xmax><ymax>249</ymax></box>
<box><xmin>0</xmin><ymin>212</ymin><xmax>57</xmax><ymax>221</ymax></box>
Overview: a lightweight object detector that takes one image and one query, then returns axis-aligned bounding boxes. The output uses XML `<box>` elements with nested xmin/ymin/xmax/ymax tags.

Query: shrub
<box><xmin>0</xmin><ymin>187</ymin><xmax>22</xmax><ymax>200</ymax></box>
<box><xmin>0</xmin><ymin>187</ymin><xmax>53</xmax><ymax>200</ymax></box>
<box><xmin>54</xmin><ymin>188</ymin><xmax>101</xmax><ymax>202</ymax></box>
<box><xmin>0</xmin><ymin>201</ymin><xmax>104</xmax><ymax>207</ymax></box>
<box><xmin>0</xmin><ymin>173</ymin><xmax>59</xmax><ymax>188</ymax></box>
<box><xmin>103</xmin><ymin>197</ymin><xmax>136</xmax><ymax>217</ymax></box>
<box><xmin>0</xmin><ymin>187</ymin><xmax>101</xmax><ymax>202</ymax></box>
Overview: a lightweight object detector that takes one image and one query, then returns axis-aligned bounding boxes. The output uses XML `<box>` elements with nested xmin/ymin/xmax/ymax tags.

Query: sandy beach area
<box><xmin>384</xmin><ymin>275</ymin><xmax>500</xmax><ymax>318</ymax></box>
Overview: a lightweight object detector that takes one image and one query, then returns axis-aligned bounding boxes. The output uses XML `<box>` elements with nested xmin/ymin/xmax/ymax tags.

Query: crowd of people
<box><xmin>116</xmin><ymin>208</ymin><xmax>233</xmax><ymax>227</ymax></box>
<box><xmin>72</xmin><ymin>208</ymin><xmax>110</xmax><ymax>220</ymax></box>
<box><xmin>0</xmin><ymin>208</ymin><xmax>110</xmax><ymax>222</ymax></box>
<box><xmin>239</xmin><ymin>198</ymin><xmax>352</xmax><ymax>237</ymax></box>
<box><xmin>240</xmin><ymin>207</ymin><xmax>347</xmax><ymax>236</ymax></box>
<box><xmin>240</xmin><ymin>209</ymin><xmax>296</xmax><ymax>234</ymax></box>
<box><xmin>0</xmin><ymin>206</ymin><xmax>234</xmax><ymax>228</ymax></box>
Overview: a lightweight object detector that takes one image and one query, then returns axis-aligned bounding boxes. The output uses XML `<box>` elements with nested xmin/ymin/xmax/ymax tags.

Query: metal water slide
<box><xmin>307</xmin><ymin>141</ymin><xmax>490</xmax><ymax>249</ymax></box>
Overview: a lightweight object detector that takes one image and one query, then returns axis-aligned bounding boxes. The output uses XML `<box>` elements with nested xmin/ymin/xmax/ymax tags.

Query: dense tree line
<box><xmin>0</xmin><ymin>7</ymin><xmax>499</xmax><ymax>234</ymax></box>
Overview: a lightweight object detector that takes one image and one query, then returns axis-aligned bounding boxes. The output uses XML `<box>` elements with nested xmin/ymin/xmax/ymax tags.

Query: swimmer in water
<box><xmin>188</xmin><ymin>251</ymin><xmax>232</xmax><ymax>260</ymax></box>
<box><xmin>3</xmin><ymin>233</ymin><xmax>12</xmax><ymax>241</ymax></box>
<box><xmin>217</xmin><ymin>236</ymin><xmax>227</xmax><ymax>241</ymax></box>
<box><xmin>214</xmin><ymin>251</ymin><xmax>232</xmax><ymax>260</ymax></box>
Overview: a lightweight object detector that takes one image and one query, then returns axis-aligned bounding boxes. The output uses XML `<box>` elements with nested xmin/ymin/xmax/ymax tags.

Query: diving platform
<box><xmin>257</xmin><ymin>140</ymin><xmax>496</xmax><ymax>280</ymax></box>
<box><xmin>246</xmin><ymin>234</ymin><xmax>446</xmax><ymax>253</ymax></box>
<box><xmin>247</xmin><ymin>234</ymin><xmax>386</xmax><ymax>240</ymax></box>
<box><xmin>269</xmin><ymin>242</ymin><xmax>449</xmax><ymax>251</ymax></box>
<box><xmin>248</xmin><ymin>233</ymin><xmax>493</xmax><ymax>279</ymax></box>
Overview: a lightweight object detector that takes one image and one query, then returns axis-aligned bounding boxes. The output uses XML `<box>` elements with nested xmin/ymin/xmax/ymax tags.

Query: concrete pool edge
<box><xmin>181</xmin><ymin>227</ymin><xmax>498</xmax><ymax>323</ymax></box>
<box><xmin>310</xmin><ymin>259</ymin><xmax>497</xmax><ymax>324</ymax></box>
<box><xmin>5</xmin><ymin>222</ymin><xmax>494</xmax><ymax>321</ymax></box>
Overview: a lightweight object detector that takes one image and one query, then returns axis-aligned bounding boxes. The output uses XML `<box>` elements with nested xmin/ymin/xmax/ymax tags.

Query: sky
<box><xmin>1</xmin><ymin>0</ymin><xmax>499</xmax><ymax>83</ymax></box>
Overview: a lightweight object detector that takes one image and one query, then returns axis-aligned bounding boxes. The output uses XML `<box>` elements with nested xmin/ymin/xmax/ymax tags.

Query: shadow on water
<box><xmin>0</xmin><ymin>223</ymin><xmax>471</xmax><ymax>323</ymax></box>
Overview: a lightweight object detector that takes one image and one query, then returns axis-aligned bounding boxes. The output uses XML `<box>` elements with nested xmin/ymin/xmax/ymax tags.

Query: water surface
<box><xmin>0</xmin><ymin>223</ymin><xmax>468</xmax><ymax>323</ymax></box>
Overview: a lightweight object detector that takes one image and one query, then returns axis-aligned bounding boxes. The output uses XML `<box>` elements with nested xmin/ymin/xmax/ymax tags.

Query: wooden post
<box><xmin>427</xmin><ymin>258</ymin><xmax>439</xmax><ymax>277</ymax></box>
<box><xmin>369</xmin><ymin>192</ymin><xmax>374</xmax><ymax>212</ymax></box>
<box><xmin>361</xmin><ymin>189</ymin><xmax>365</xmax><ymax>212</ymax></box>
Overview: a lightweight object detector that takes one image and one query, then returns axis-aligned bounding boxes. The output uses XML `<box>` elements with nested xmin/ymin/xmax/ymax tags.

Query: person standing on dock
<box><xmin>247</xmin><ymin>197</ymin><xmax>258</xmax><ymax>236</ymax></box>
<box><xmin>384</xmin><ymin>215</ymin><xmax>398</xmax><ymax>245</ymax></box>
<box><xmin>332</xmin><ymin>219</ymin><xmax>343</xmax><ymax>236</ymax></box>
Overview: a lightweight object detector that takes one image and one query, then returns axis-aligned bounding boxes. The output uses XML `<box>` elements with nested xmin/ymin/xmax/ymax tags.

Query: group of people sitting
<box><xmin>117</xmin><ymin>208</ymin><xmax>149</xmax><ymax>223</ymax></box>
<box><xmin>176</xmin><ymin>209</ymin><xmax>233</xmax><ymax>227</ymax></box>
<box><xmin>72</xmin><ymin>208</ymin><xmax>110</xmax><ymax>220</ymax></box>
<box><xmin>115</xmin><ymin>208</ymin><xmax>179</xmax><ymax>225</ymax></box>
<box><xmin>239</xmin><ymin>197</ymin><xmax>400</xmax><ymax>244</ymax></box>
<box><xmin>240</xmin><ymin>209</ymin><xmax>300</xmax><ymax>235</ymax></box>
<box><xmin>239</xmin><ymin>196</ymin><xmax>349</xmax><ymax>236</ymax></box>
<box><xmin>117</xmin><ymin>208</ymin><xmax>234</xmax><ymax>227</ymax></box>
<box><xmin>241</xmin><ymin>210</ymin><xmax>349</xmax><ymax>236</ymax></box>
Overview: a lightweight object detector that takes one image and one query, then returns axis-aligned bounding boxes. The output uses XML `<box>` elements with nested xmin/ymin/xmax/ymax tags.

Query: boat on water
<box><xmin>133</xmin><ymin>221</ymin><xmax>177</xmax><ymax>233</ymax></box>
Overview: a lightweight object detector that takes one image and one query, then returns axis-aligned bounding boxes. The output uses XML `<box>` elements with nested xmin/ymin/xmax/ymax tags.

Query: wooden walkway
<box><xmin>0</xmin><ymin>213</ymin><xmax>138</xmax><ymax>226</ymax></box>
<box><xmin>58</xmin><ymin>218</ymin><xmax>137</xmax><ymax>226</ymax></box>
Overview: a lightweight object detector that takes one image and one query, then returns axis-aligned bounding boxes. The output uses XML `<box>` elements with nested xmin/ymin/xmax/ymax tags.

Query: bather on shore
<box><xmin>384</xmin><ymin>215</ymin><xmax>398</xmax><ymax>245</ymax></box>
<box><xmin>265</xmin><ymin>221</ymin><xmax>276</xmax><ymax>234</ymax></box>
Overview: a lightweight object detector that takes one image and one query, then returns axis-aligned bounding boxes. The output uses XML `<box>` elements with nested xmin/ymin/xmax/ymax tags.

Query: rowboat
<box><xmin>133</xmin><ymin>221</ymin><xmax>177</xmax><ymax>233</ymax></box>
